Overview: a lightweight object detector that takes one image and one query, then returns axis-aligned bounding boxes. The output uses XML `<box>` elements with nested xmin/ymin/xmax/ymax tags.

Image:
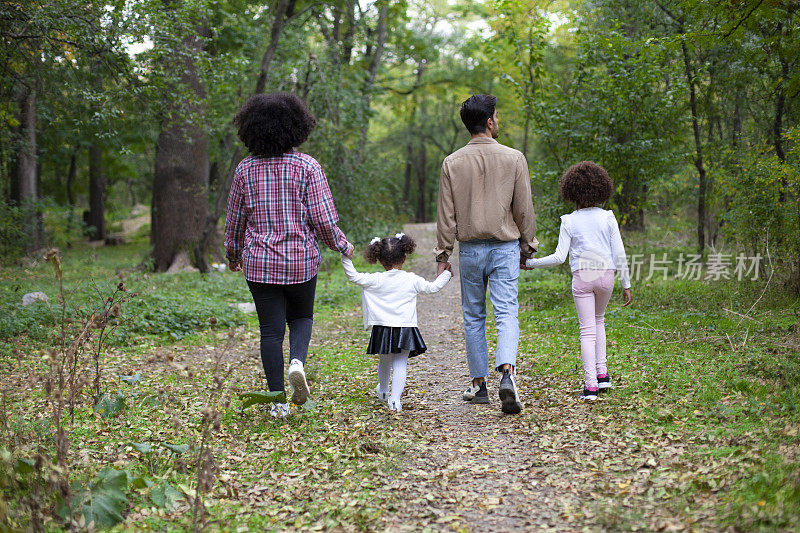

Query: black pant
<box><xmin>247</xmin><ymin>276</ymin><xmax>316</xmax><ymax>392</ymax></box>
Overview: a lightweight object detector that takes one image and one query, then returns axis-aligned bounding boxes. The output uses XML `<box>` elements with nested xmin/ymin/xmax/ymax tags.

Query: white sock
<box><xmin>389</xmin><ymin>350</ymin><xmax>409</xmax><ymax>405</ymax></box>
<box><xmin>377</xmin><ymin>354</ymin><xmax>392</xmax><ymax>394</ymax></box>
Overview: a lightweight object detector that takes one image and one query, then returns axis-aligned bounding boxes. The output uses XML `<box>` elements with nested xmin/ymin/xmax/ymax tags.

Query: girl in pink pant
<box><xmin>525</xmin><ymin>161</ymin><xmax>632</xmax><ymax>401</ymax></box>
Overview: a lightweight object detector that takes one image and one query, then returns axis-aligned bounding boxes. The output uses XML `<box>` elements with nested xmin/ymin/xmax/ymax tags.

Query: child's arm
<box><xmin>525</xmin><ymin>222</ymin><xmax>570</xmax><ymax>268</ymax></box>
<box><xmin>414</xmin><ymin>264</ymin><xmax>452</xmax><ymax>294</ymax></box>
<box><xmin>341</xmin><ymin>256</ymin><xmax>378</xmax><ymax>287</ymax></box>
<box><xmin>608</xmin><ymin>214</ymin><xmax>632</xmax><ymax>305</ymax></box>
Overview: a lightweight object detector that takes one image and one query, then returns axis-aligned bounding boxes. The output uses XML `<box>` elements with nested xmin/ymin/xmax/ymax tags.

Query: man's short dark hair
<box><xmin>460</xmin><ymin>94</ymin><xmax>497</xmax><ymax>135</ymax></box>
<box><xmin>233</xmin><ymin>92</ymin><xmax>316</xmax><ymax>157</ymax></box>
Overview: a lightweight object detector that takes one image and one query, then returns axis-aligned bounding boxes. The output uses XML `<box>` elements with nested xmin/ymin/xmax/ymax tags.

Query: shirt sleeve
<box><xmin>307</xmin><ymin>164</ymin><xmax>353</xmax><ymax>256</ymax></box>
<box><xmin>341</xmin><ymin>256</ymin><xmax>379</xmax><ymax>288</ymax></box>
<box><xmin>413</xmin><ymin>270</ymin><xmax>452</xmax><ymax>294</ymax></box>
<box><xmin>512</xmin><ymin>154</ymin><xmax>538</xmax><ymax>257</ymax></box>
<box><xmin>434</xmin><ymin>162</ymin><xmax>456</xmax><ymax>262</ymax></box>
<box><xmin>525</xmin><ymin>219</ymin><xmax>570</xmax><ymax>268</ymax></box>
<box><xmin>223</xmin><ymin>166</ymin><xmax>247</xmax><ymax>262</ymax></box>
<box><xmin>608</xmin><ymin>213</ymin><xmax>631</xmax><ymax>289</ymax></box>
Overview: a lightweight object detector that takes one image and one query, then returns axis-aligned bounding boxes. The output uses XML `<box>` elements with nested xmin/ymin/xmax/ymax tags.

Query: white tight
<box><xmin>377</xmin><ymin>350</ymin><xmax>409</xmax><ymax>404</ymax></box>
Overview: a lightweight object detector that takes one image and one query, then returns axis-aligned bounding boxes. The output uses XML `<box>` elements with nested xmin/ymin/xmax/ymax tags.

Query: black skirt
<box><xmin>367</xmin><ymin>326</ymin><xmax>427</xmax><ymax>358</ymax></box>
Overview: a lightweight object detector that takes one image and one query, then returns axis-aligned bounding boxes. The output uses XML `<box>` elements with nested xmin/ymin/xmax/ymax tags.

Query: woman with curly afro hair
<box><xmin>525</xmin><ymin>161</ymin><xmax>633</xmax><ymax>401</ymax></box>
<box><xmin>224</xmin><ymin>92</ymin><xmax>353</xmax><ymax>417</ymax></box>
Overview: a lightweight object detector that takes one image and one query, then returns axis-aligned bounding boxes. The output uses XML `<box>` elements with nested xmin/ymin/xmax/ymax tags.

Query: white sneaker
<box><xmin>388</xmin><ymin>399</ymin><xmax>402</xmax><ymax>412</ymax></box>
<box><xmin>375</xmin><ymin>384</ymin><xmax>389</xmax><ymax>403</ymax></box>
<box><xmin>287</xmin><ymin>359</ymin><xmax>310</xmax><ymax>405</ymax></box>
<box><xmin>462</xmin><ymin>383</ymin><xmax>481</xmax><ymax>401</ymax></box>
<box><xmin>269</xmin><ymin>402</ymin><xmax>290</xmax><ymax>418</ymax></box>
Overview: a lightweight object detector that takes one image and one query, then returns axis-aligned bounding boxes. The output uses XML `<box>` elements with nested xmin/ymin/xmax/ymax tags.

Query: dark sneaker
<box><xmin>462</xmin><ymin>383</ymin><xmax>480</xmax><ymax>401</ymax></box>
<box><xmin>498</xmin><ymin>370</ymin><xmax>522</xmax><ymax>414</ymax></box>
<box><xmin>597</xmin><ymin>374</ymin><xmax>612</xmax><ymax>392</ymax></box>
<box><xmin>470</xmin><ymin>382</ymin><xmax>489</xmax><ymax>404</ymax></box>
<box><xmin>581</xmin><ymin>387</ymin><xmax>599</xmax><ymax>401</ymax></box>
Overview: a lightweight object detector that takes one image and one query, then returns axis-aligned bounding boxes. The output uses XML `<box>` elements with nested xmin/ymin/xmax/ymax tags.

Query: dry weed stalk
<box><xmin>37</xmin><ymin>249</ymin><xmax>134</xmax><ymax>528</ymax></box>
<box><xmin>190</xmin><ymin>322</ymin><xmax>248</xmax><ymax>533</ymax></box>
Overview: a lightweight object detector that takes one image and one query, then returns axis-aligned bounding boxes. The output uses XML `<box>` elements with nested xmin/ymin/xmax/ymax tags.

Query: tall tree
<box><xmin>151</xmin><ymin>5</ymin><xmax>209</xmax><ymax>271</ymax></box>
<box><xmin>14</xmin><ymin>85</ymin><xmax>40</xmax><ymax>251</ymax></box>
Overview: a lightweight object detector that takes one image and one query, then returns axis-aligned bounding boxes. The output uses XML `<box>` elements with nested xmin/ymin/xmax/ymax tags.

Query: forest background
<box><xmin>1</xmin><ymin>0</ymin><xmax>800</xmax><ymax>531</ymax></box>
<box><xmin>1</xmin><ymin>0</ymin><xmax>798</xmax><ymax>279</ymax></box>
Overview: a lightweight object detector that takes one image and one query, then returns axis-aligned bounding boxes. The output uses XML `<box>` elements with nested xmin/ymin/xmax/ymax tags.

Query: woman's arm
<box><xmin>223</xmin><ymin>168</ymin><xmax>247</xmax><ymax>268</ymax></box>
<box><xmin>341</xmin><ymin>256</ymin><xmax>378</xmax><ymax>287</ymax></box>
<box><xmin>307</xmin><ymin>165</ymin><xmax>353</xmax><ymax>256</ymax></box>
<box><xmin>526</xmin><ymin>222</ymin><xmax>571</xmax><ymax>268</ymax></box>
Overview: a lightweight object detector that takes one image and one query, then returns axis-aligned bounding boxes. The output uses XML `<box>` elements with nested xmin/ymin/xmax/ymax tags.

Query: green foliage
<box><xmin>0</xmin><ymin>202</ymin><xmax>26</xmax><ymax>263</ymax></box>
<box><xmin>62</xmin><ymin>468</ymin><xmax>129</xmax><ymax>529</ymax></box>
<box><xmin>162</xmin><ymin>443</ymin><xmax>190</xmax><ymax>455</ymax></box>
<box><xmin>239</xmin><ymin>391</ymin><xmax>287</xmax><ymax>409</ymax></box>
<box><xmin>94</xmin><ymin>393</ymin><xmax>126</xmax><ymax>418</ymax></box>
<box><xmin>150</xmin><ymin>482</ymin><xmax>184</xmax><ymax>511</ymax></box>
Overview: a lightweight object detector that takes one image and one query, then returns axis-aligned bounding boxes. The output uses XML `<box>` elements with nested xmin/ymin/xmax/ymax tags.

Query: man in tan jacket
<box><xmin>435</xmin><ymin>94</ymin><xmax>537</xmax><ymax>414</ymax></box>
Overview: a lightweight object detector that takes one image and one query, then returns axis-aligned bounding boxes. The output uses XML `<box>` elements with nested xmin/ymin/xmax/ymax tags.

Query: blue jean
<box><xmin>458</xmin><ymin>239</ymin><xmax>520</xmax><ymax>378</ymax></box>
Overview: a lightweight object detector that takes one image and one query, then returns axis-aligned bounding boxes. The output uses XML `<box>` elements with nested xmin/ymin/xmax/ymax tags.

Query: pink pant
<box><xmin>572</xmin><ymin>270</ymin><xmax>615</xmax><ymax>389</ymax></box>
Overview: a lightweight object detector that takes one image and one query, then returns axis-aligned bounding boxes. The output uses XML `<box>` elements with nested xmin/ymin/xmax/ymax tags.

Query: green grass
<box><xmin>512</xmin><ymin>266</ymin><xmax>800</xmax><ymax>531</ymax></box>
<box><xmin>1</xmin><ymin>236</ymin><xmax>799</xmax><ymax>530</ymax></box>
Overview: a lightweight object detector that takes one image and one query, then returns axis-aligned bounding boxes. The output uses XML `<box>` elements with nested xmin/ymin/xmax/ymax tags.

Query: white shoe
<box><xmin>375</xmin><ymin>384</ymin><xmax>389</xmax><ymax>403</ymax></box>
<box><xmin>462</xmin><ymin>383</ymin><xmax>481</xmax><ymax>401</ymax></box>
<box><xmin>287</xmin><ymin>359</ymin><xmax>310</xmax><ymax>405</ymax></box>
<box><xmin>269</xmin><ymin>402</ymin><xmax>290</xmax><ymax>418</ymax></box>
<box><xmin>388</xmin><ymin>399</ymin><xmax>402</xmax><ymax>412</ymax></box>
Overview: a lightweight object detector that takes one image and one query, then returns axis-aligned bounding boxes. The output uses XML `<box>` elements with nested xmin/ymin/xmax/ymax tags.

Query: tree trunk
<box><xmin>356</xmin><ymin>1</ymin><xmax>389</xmax><ymax>159</ymax></box>
<box><xmin>774</xmin><ymin>53</ymin><xmax>788</xmax><ymax>201</ymax></box>
<box><xmin>618</xmin><ymin>175</ymin><xmax>645</xmax><ymax>231</ymax></box>
<box><xmin>88</xmin><ymin>145</ymin><xmax>106</xmax><ymax>241</ymax></box>
<box><xmin>681</xmin><ymin>39</ymin><xmax>706</xmax><ymax>256</ymax></box>
<box><xmin>414</xmin><ymin>142</ymin><xmax>427</xmax><ymax>222</ymax></box>
<box><xmin>402</xmin><ymin>141</ymin><xmax>413</xmax><ymax>207</ymax></box>
<box><xmin>66</xmin><ymin>149</ymin><xmax>77</xmax><ymax>207</ymax></box>
<box><xmin>732</xmin><ymin>93</ymin><xmax>742</xmax><ymax>149</ymax></box>
<box><xmin>15</xmin><ymin>86</ymin><xmax>40</xmax><ymax>251</ymax></box>
<box><xmin>254</xmin><ymin>0</ymin><xmax>290</xmax><ymax>95</ymax></box>
<box><xmin>151</xmin><ymin>22</ymin><xmax>209</xmax><ymax>272</ymax></box>
<box><xmin>341</xmin><ymin>0</ymin><xmax>356</xmax><ymax>65</ymax></box>
<box><xmin>522</xmin><ymin>115</ymin><xmax>529</xmax><ymax>160</ymax></box>
<box><xmin>194</xmin><ymin>0</ymin><xmax>291</xmax><ymax>273</ymax></box>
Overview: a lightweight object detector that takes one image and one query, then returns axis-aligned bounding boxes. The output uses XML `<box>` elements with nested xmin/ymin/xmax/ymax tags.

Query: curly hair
<box><xmin>233</xmin><ymin>93</ymin><xmax>316</xmax><ymax>157</ymax></box>
<box><xmin>364</xmin><ymin>234</ymin><xmax>417</xmax><ymax>267</ymax></box>
<box><xmin>559</xmin><ymin>161</ymin><xmax>614</xmax><ymax>208</ymax></box>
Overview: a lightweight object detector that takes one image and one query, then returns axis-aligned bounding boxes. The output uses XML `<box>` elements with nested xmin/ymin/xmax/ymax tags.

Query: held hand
<box><xmin>437</xmin><ymin>261</ymin><xmax>448</xmax><ymax>276</ymax></box>
<box><xmin>520</xmin><ymin>253</ymin><xmax>533</xmax><ymax>270</ymax></box>
<box><xmin>344</xmin><ymin>243</ymin><xmax>354</xmax><ymax>259</ymax></box>
<box><xmin>622</xmin><ymin>288</ymin><xmax>632</xmax><ymax>307</ymax></box>
<box><xmin>445</xmin><ymin>262</ymin><xmax>453</xmax><ymax>274</ymax></box>
<box><xmin>229</xmin><ymin>260</ymin><xmax>243</xmax><ymax>272</ymax></box>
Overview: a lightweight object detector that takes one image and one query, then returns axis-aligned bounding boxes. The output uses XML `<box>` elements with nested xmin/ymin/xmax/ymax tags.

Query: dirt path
<box><xmin>380</xmin><ymin>223</ymin><xmax>603</xmax><ymax>532</ymax></box>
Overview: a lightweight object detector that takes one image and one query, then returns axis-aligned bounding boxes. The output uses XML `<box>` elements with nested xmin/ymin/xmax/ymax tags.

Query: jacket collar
<box><xmin>467</xmin><ymin>137</ymin><xmax>499</xmax><ymax>145</ymax></box>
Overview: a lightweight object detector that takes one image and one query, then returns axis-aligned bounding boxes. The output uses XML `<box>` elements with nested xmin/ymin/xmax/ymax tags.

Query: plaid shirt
<box><xmin>224</xmin><ymin>152</ymin><xmax>352</xmax><ymax>285</ymax></box>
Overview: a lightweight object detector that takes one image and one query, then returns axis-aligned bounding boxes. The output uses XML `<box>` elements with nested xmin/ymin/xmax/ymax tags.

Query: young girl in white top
<box><xmin>342</xmin><ymin>233</ymin><xmax>452</xmax><ymax>411</ymax></box>
<box><xmin>526</xmin><ymin>161</ymin><xmax>633</xmax><ymax>401</ymax></box>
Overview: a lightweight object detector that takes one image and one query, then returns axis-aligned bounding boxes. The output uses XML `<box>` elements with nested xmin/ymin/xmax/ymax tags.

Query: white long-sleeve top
<box><xmin>526</xmin><ymin>207</ymin><xmax>631</xmax><ymax>289</ymax></box>
<box><xmin>341</xmin><ymin>256</ymin><xmax>452</xmax><ymax>329</ymax></box>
